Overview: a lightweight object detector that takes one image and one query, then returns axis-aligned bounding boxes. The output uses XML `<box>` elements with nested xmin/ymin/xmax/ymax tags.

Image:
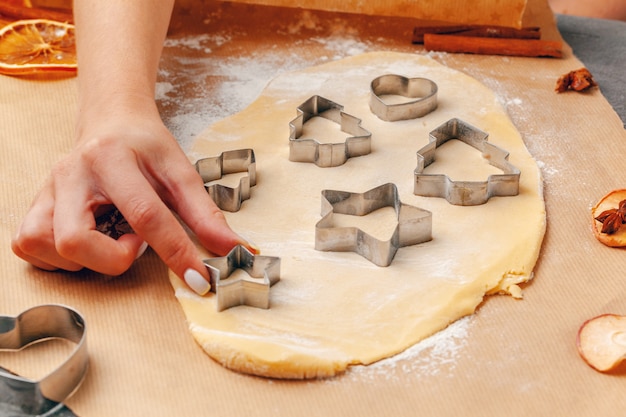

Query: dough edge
<box><xmin>168</xmin><ymin>51</ymin><xmax>546</xmax><ymax>379</ymax></box>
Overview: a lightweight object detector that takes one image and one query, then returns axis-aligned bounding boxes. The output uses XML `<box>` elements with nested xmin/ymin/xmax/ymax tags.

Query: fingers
<box><xmin>165</xmin><ymin>163</ymin><xmax>258</xmax><ymax>257</ymax></box>
<box><xmin>96</xmin><ymin>153</ymin><xmax>213</xmax><ymax>285</ymax></box>
<box><xmin>12</xmin><ymin>181</ymin><xmax>84</xmax><ymax>272</ymax></box>
<box><xmin>13</xmin><ymin>125</ymin><xmax>255</xmax><ymax>294</ymax></box>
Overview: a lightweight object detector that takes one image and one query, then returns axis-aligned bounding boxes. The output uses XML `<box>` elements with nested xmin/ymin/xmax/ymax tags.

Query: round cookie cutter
<box><xmin>369</xmin><ymin>74</ymin><xmax>438</xmax><ymax>122</ymax></box>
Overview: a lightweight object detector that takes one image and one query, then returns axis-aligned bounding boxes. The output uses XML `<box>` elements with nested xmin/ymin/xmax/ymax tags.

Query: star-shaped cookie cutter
<box><xmin>315</xmin><ymin>183</ymin><xmax>432</xmax><ymax>267</ymax></box>
<box><xmin>203</xmin><ymin>245</ymin><xmax>281</xmax><ymax>312</ymax></box>
<box><xmin>194</xmin><ymin>148</ymin><xmax>256</xmax><ymax>212</ymax></box>
<box><xmin>369</xmin><ymin>74</ymin><xmax>438</xmax><ymax>121</ymax></box>
<box><xmin>289</xmin><ymin>95</ymin><xmax>372</xmax><ymax>168</ymax></box>
<box><xmin>414</xmin><ymin>118</ymin><xmax>520</xmax><ymax>206</ymax></box>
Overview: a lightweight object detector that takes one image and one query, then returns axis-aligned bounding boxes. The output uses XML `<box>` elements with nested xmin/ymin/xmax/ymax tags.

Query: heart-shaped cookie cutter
<box><xmin>369</xmin><ymin>74</ymin><xmax>438</xmax><ymax>121</ymax></box>
<box><xmin>0</xmin><ymin>305</ymin><xmax>88</xmax><ymax>415</ymax></box>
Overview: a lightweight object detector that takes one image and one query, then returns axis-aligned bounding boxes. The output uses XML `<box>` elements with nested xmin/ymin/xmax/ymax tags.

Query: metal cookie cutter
<box><xmin>369</xmin><ymin>74</ymin><xmax>438</xmax><ymax>122</ymax></box>
<box><xmin>289</xmin><ymin>95</ymin><xmax>372</xmax><ymax>168</ymax></box>
<box><xmin>315</xmin><ymin>183</ymin><xmax>432</xmax><ymax>267</ymax></box>
<box><xmin>204</xmin><ymin>245</ymin><xmax>281</xmax><ymax>312</ymax></box>
<box><xmin>414</xmin><ymin>118</ymin><xmax>520</xmax><ymax>206</ymax></box>
<box><xmin>0</xmin><ymin>305</ymin><xmax>88</xmax><ymax>416</ymax></box>
<box><xmin>194</xmin><ymin>148</ymin><xmax>256</xmax><ymax>212</ymax></box>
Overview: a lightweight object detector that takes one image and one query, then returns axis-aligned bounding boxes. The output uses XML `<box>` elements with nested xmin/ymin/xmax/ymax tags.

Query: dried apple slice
<box><xmin>591</xmin><ymin>189</ymin><xmax>626</xmax><ymax>247</ymax></box>
<box><xmin>577</xmin><ymin>314</ymin><xmax>626</xmax><ymax>372</ymax></box>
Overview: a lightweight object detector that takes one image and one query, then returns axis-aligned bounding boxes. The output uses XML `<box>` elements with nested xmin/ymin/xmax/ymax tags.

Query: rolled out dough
<box><xmin>168</xmin><ymin>51</ymin><xmax>546</xmax><ymax>379</ymax></box>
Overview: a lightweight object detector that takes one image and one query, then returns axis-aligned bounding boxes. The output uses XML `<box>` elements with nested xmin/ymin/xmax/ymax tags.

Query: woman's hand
<box><xmin>12</xmin><ymin>104</ymin><xmax>255</xmax><ymax>294</ymax></box>
<box><xmin>11</xmin><ymin>0</ymin><xmax>255</xmax><ymax>294</ymax></box>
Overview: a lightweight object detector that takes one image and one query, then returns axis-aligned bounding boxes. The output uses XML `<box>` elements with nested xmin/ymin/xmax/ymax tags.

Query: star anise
<box><xmin>595</xmin><ymin>199</ymin><xmax>626</xmax><ymax>234</ymax></box>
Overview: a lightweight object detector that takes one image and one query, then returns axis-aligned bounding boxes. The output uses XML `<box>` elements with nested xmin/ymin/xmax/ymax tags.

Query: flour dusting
<box><xmin>157</xmin><ymin>25</ymin><xmax>385</xmax><ymax>151</ymax></box>
<box><xmin>158</xmin><ymin>41</ymin><xmax>320</xmax><ymax>149</ymax></box>
<box><xmin>344</xmin><ymin>316</ymin><xmax>473</xmax><ymax>381</ymax></box>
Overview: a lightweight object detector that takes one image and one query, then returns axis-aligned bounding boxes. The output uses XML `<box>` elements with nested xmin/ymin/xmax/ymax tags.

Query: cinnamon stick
<box><xmin>0</xmin><ymin>3</ymin><xmax>73</xmax><ymax>23</ymax></box>
<box><xmin>413</xmin><ymin>25</ymin><xmax>540</xmax><ymax>43</ymax></box>
<box><xmin>423</xmin><ymin>33</ymin><xmax>562</xmax><ymax>58</ymax></box>
<box><xmin>455</xmin><ymin>27</ymin><xmax>541</xmax><ymax>40</ymax></box>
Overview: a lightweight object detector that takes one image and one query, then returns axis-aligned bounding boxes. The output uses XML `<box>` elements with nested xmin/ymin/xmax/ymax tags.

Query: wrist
<box><xmin>75</xmin><ymin>89</ymin><xmax>160</xmax><ymax>134</ymax></box>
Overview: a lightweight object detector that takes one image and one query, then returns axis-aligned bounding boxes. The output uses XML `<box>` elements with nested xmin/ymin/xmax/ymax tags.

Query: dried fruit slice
<box><xmin>0</xmin><ymin>18</ymin><xmax>76</xmax><ymax>75</ymax></box>
<box><xmin>577</xmin><ymin>314</ymin><xmax>626</xmax><ymax>372</ymax></box>
<box><xmin>591</xmin><ymin>189</ymin><xmax>626</xmax><ymax>247</ymax></box>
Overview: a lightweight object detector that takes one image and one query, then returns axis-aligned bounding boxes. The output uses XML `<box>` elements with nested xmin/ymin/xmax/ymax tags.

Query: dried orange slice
<box><xmin>0</xmin><ymin>18</ymin><xmax>76</xmax><ymax>75</ymax></box>
<box><xmin>591</xmin><ymin>189</ymin><xmax>626</xmax><ymax>247</ymax></box>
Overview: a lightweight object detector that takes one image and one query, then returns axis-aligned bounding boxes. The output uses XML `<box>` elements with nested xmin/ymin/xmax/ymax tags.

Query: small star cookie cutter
<box><xmin>194</xmin><ymin>148</ymin><xmax>256</xmax><ymax>212</ymax></box>
<box><xmin>204</xmin><ymin>245</ymin><xmax>281</xmax><ymax>312</ymax></box>
<box><xmin>369</xmin><ymin>74</ymin><xmax>438</xmax><ymax>121</ymax></box>
<box><xmin>289</xmin><ymin>95</ymin><xmax>372</xmax><ymax>168</ymax></box>
<box><xmin>414</xmin><ymin>118</ymin><xmax>520</xmax><ymax>206</ymax></box>
<box><xmin>315</xmin><ymin>183</ymin><xmax>432</xmax><ymax>267</ymax></box>
<box><xmin>0</xmin><ymin>305</ymin><xmax>88</xmax><ymax>415</ymax></box>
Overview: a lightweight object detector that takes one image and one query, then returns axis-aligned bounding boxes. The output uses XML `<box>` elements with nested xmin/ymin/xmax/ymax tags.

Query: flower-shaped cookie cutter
<box><xmin>414</xmin><ymin>118</ymin><xmax>520</xmax><ymax>206</ymax></box>
<box><xmin>0</xmin><ymin>305</ymin><xmax>88</xmax><ymax>415</ymax></box>
<box><xmin>194</xmin><ymin>148</ymin><xmax>256</xmax><ymax>212</ymax></box>
<box><xmin>315</xmin><ymin>183</ymin><xmax>432</xmax><ymax>267</ymax></box>
<box><xmin>204</xmin><ymin>245</ymin><xmax>281</xmax><ymax>312</ymax></box>
<box><xmin>289</xmin><ymin>95</ymin><xmax>371</xmax><ymax>168</ymax></box>
<box><xmin>369</xmin><ymin>74</ymin><xmax>438</xmax><ymax>121</ymax></box>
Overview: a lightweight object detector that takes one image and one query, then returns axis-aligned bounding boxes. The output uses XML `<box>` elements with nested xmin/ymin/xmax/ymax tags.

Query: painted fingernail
<box><xmin>184</xmin><ymin>268</ymin><xmax>210</xmax><ymax>295</ymax></box>
<box><xmin>135</xmin><ymin>241</ymin><xmax>149</xmax><ymax>260</ymax></box>
<box><xmin>238</xmin><ymin>235</ymin><xmax>260</xmax><ymax>254</ymax></box>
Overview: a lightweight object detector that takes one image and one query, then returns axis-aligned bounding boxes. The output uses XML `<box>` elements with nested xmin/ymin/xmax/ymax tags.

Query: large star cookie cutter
<box><xmin>0</xmin><ymin>305</ymin><xmax>88</xmax><ymax>415</ymax></box>
<box><xmin>369</xmin><ymin>74</ymin><xmax>438</xmax><ymax>122</ymax></box>
<box><xmin>289</xmin><ymin>95</ymin><xmax>372</xmax><ymax>168</ymax></box>
<box><xmin>195</xmin><ymin>148</ymin><xmax>256</xmax><ymax>212</ymax></box>
<box><xmin>414</xmin><ymin>118</ymin><xmax>520</xmax><ymax>206</ymax></box>
<box><xmin>204</xmin><ymin>245</ymin><xmax>281</xmax><ymax>312</ymax></box>
<box><xmin>315</xmin><ymin>183</ymin><xmax>432</xmax><ymax>267</ymax></box>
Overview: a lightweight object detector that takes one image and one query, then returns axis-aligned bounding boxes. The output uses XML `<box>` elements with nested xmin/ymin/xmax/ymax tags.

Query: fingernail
<box><xmin>238</xmin><ymin>234</ymin><xmax>260</xmax><ymax>254</ymax></box>
<box><xmin>184</xmin><ymin>268</ymin><xmax>210</xmax><ymax>295</ymax></box>
<box><xmin>135</xmin><ymin>241</ymin><xmax>149</xmax><ymax>260</ymax></box>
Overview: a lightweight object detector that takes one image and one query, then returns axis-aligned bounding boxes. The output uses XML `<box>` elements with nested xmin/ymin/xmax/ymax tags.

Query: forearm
<box><xmin>73</xmin><ymin>0</ymin><xmax>175</xmax><ymax>131</ymax></box>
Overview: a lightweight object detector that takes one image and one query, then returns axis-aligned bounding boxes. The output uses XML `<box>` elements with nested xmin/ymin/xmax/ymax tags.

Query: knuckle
<box><xmin>13</xmin><ymin>223</ymin><xmax>48</xmax><ymax>256</ymax></box>
<box><xmin>158</xmin><ymin>237</ymin><xmax>191</xmax><ymax>273</ymax></box>
<box><xmin>54</xmin><ymin>231</ymin><xmax>83</xmax><ymax>260</ymax></box>
<box><xmin>125</xmin><ymin>199</ymin><xmax>161</xmax><ymax>229</ymax></box>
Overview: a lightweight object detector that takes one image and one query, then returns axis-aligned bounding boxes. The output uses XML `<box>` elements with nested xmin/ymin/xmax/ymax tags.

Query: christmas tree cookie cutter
<box><xmin>315</xmin><ymin>183</ymin><xmax>432</xmax><ymax>267</ymax></box>
<box><xmin>289</xmin><ymin>95</ymin><xmax>372</xmax><ymax>168</ymax></box>
<box><xmin>414</xmin><ymin>118</ymin><xmax>520</xmax><ymax>206</ymax></box>
<box><xmin>204</xmin><ymin>245</ymin><xmax>281</xmax><ymax>312</ymax></box>
<box><xmin>194</xmin><ymin>148</ymin><xmax>256</xmax><ymax>212</ymax></box>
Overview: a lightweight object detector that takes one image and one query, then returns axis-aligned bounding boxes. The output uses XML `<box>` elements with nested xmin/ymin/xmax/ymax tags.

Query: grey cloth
<box><xmin>557</xmin><ymin>14</ymin><xmax>626</xmax><ymax>126</ymax></box>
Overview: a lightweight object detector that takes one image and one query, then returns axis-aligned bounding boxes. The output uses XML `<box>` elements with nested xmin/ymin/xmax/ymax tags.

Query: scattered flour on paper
<box><xmin>157</xmin><ymin>28</ymin><xmax>381</xmax><ymax>151</ymax></box>
<box><xmin>341</xmin><ymin>316</ymin><xmax>474</xmax><ymax>382</ymax></box>
<box><xmin>158</xmin><ymin>32</ymin><xmax>312</xmax><ymax>150</ymax></box>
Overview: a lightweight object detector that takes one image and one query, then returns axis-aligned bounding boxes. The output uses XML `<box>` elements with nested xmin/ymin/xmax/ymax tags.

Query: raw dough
<box><xmin>168</xmin><ymin>52</ymin><xmax>546</xmax><ymax>379</ymax></box>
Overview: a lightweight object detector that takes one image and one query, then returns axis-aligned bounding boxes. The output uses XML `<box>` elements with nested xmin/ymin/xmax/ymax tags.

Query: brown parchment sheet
<box><xmin>2</xmin><ymin>0</ymin><xmax>626</xmax><ymax>415</ymax></box>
